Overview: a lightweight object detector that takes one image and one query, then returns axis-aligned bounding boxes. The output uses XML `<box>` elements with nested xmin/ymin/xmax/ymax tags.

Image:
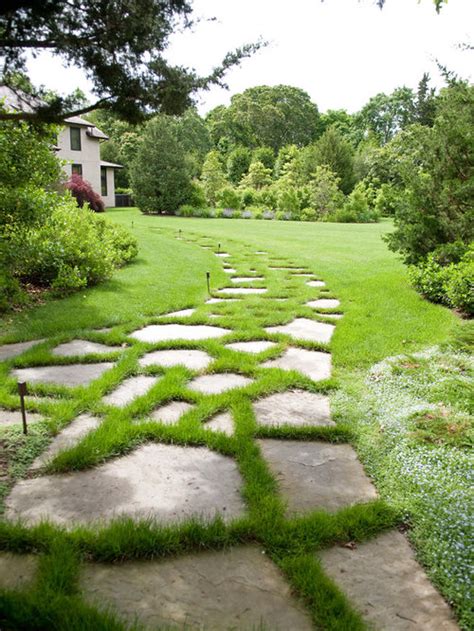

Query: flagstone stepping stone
<box><xmin>204</xmin><ymin>411</ymin><xmax>234</xmax><ymax>435</ymax></box>
<box><xmin>139</xmin><ymin>349</ymin><xmax>212</xmax><ymax>370</ymax></box>
<box><xmin>225</xmin><ymin>340</ymin><xmax>277</xmax><ymax>354</ymax></box>
<box><xmin>223</xmin><ymin>268</ymin><xmax>236</xmax><ymax>274</ymax></box>
<box><xmin>52</xmin><ymin>340</ymin><xmax>116</xmax><ymax>357</ymax></box>
<box><xmin>263</xmin><ymin>347</ymin><xmax>331</xmax><ymax>382</ymax></box>
<box><xmin>188</xmin><ymin>373</ymin><xmax>254</xmax><ymax>394</ymax></box>
<box><xmin>265</xmin><ymin>318</ymin><xmax>335</xmax><ymax>344</ymax></box>
<box><xmin>215</xmin><ymin>252</ymin><xmax>230</xmax><ymax>257</ymax></box>
<box><xmin>319</xmin><ymin>530</ymin><xmax>459</xmax><ymax>630</ymax></box>
<box><xmin>205</xmin><ymin>297</ymin><xmax>237</xmax><ymax>304</ymax></box>
<box><xmin>5</xmin><ymin>443</ymin><xmax>245</xmax><ymax>527</ymax></box>
<box><xmin>0</xmin><ymin>339</ymin><xmax>45</xmax><ymax>361</ymax></box>
<box><xmin>307</xmin><ymin>298</ymin><xmax>341</xmax><ymax>309</ymax></box>
<box><xmin>94</xmin><ymin>327</ymin><xmax>113</xmax><ymax>333</ymax></box>
<box><xmin>31</xmin><ymin>413</ymin><xmax>101</xmax><ymax>470</ymax></box>
<box><xmin>0</xmin><ymin>408</ymin><xmax>43</xmax><ymax>427</ymax></box>
<box><xmin>257</xmin><ymin>440</ymin><xmax>377</xmax><ymax>515</ymax></box>
<box><xmin>130</xmin><ymin>323</ymin><xmax>229</xmax><ymax>343</ymax></box>
<box><xmin>160</xmin><ymin>308</ymin><xmax>196</xmax><ymax>318</ymax></box>
<box><xmin>319</xmin><ymin>313</ymin><xmax>344</xmax><ymax>320</ymax></box>
<box><xmin>12</xmin><ymin>362</ymin><xmax>114</xmax><ymax>387</ymax></box>
<box><xmin>306</xmin><ymin>280</ymin><xmax>326</xmax><ymax>287</ymax></box>
<box><xmin>217</xmin><ymin>287</ymin><xmax>267</xmax><ymax>295</ymax></box>
<box><xmin>80</xmin><ymin>546</ymin><xmax>313</xmax><ymax>631</ymax></box>
<box><xmin>230</xmin><ymin>276</ymin><xmax>264</xmax><ymax>283</ymax></box>
<box><xmin>0</xmin><ymin>553</ymin><xmax>37</xmax><ymax>590</ymax></box>
<box><xmin>291</xmin><ymin>272</ymin><xmax>313</xmax><ymax>277</ymax></box>
<box><xmin>255</xmin><ymin>251</ymin><xmax>267</xmax><ymax>254</ymax></box>
<box><xmin>254</xmin><ymin>390</ymin><xmax>335</xmax><ymax>427</ymax></box>
<box><xmin>103</xmin><ymin>376</ymin><xmax>159</xmax><ymax>407</ymax></box>
<box><xmin>150</xmin><ymin>401</ymin><xmax>194</xmax><ymax>425</ymax></box>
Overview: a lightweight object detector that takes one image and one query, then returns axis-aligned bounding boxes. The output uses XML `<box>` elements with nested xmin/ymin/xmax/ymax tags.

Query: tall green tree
<box><xmin>130</xmin><ymin>116</ymin><xmax>191</xmax><ymax>214</ymax></box>
<box><xmin>354</xmin><ymin>87</ymin><xmax>416</xmax><ymax>145</ymax></box>
<box><xmin>227</xmin><ymin>146</ymin><xmax>252</xmax><ymax>184</ymax></box>
<box><xmin>304</xmin><ymin>126</ymin><xmax>355</xmax><ymax>194</ymax></box>
<box><xmin>200</xmin><ymin>150</ymin><xmax>227</xmax><ymax>206</ymax></box>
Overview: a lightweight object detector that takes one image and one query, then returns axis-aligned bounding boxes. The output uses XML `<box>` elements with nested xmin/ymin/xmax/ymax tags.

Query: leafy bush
<box><xmin>66</xmin><ymin>174</ymin><xmax>105</xmax><ymax>212</ymax></box>
<box><xmin>240</xmin><ymin>188</ymin><xmax>256</xmax><ymax>208</ymax></box>
<box><xmin>176</xmin><ymin>204</ymin><xmax>195</xmax><ymax>217</ymax></box>
<box><xmin>217</xmin><ymin>187</ymin><xmax>240</xmax><ymax>209</ymax></box>
<box><xmin>309</xmin><ymin>166</ymin><xmax>345</xmax><ymax>217</ymax></box>
<box><xmin>187</xmin><ymin>181</ymin><xmax>207</xmax><ymax>208</ymax></box>
<box><xmin>332</xmin><ymin>182</ymin><xmax>379</xmax><ymax>223</ymax></box>
<box><xmin>277</xmin><ymin>186</ymin><xmax>300</xmax><ymax>213</ymax></box>
<box><xmin>300</xmin><ymin>207</ymin><xmax>317</xmax><ymax>222</ymax></box>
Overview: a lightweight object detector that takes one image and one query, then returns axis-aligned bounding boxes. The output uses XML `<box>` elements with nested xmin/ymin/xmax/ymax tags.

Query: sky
<box><xmin>27</xmin><ymin>0</ymin><xmax>473</xmax><ymax>115</ymax></box>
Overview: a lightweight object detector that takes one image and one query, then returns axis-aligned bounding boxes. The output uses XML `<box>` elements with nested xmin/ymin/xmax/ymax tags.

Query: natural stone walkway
<box><xmin>0</xmin><ymin>239</ymin><xmax>459</xmax><ymax>630</ymax></box>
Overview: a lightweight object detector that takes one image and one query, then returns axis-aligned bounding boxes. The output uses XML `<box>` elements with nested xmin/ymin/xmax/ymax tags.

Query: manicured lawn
<box><xmin>0</xmin><ymin>209</ymin><xmax>468</xmax><ymax>630</ymax></box>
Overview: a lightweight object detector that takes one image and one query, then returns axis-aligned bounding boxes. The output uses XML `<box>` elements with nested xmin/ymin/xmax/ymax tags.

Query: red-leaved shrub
<box><xmin>66</xmin><ymin>174</ymin><xmax>105</xmax><ymax>212</ymax></box>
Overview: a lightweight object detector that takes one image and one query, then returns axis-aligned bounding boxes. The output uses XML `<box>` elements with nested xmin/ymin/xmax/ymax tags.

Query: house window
<box><xmin>101</xmin><ymin>166</ymin><xmax>108</xmax><ymax>196</ymax></box>
<box><xmin>70</xmin><ymin>126</ymin><xmax>81</xmax><ymax>151</ymax></box>
<box><xmin>71</xmin><ymin>163</ymin><xmax>82</xmax><ymax>176</ymax></box>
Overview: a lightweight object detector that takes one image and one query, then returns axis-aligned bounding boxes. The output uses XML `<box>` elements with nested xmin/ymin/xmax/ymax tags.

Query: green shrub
<box><xmin>334</xmin><ymin>182</ymin><xmax>379</xmax><ymax>223</ymax></box>
<box><xmin>177</xmin><ymin>204</ymin><xmax>195</xmax><ymax>217</ymax></box>
<box><xmin>277</xmin><ymin>186</ymin><xmax>300</xmax><ymax>213</ymax></box>
<box><xmin>217</xmin><ymin>187</ymin><xmax>241</xmax><ymax>209</ymax></box>
<box><xmin>240</xmin><ymin>188</ymin><xmax>256</xmax><ymax>208</ymax></box>
<box><xmin>300</xmin><ymin>207</ymin><xmax>317</xmax><ymax>222</ymax></box>
<box><xmin>187</xmin><ymin>181</ymin><xmax>207</xmax><ymax>208</ymax></box>
<box><xmin>445</xmin><ymin>254</ymin><xmax>474</xmax><ymax>314</ymax></box>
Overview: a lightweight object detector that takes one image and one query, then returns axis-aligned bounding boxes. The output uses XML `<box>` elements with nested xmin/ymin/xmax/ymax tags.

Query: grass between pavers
<box><xmin>0</xmin><ymin>210</ymin><xmax>462</xmax><ymax>630</ymax></box>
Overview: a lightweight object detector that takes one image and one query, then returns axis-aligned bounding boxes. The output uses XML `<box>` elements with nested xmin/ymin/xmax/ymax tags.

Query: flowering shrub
<box><xmin>66</xmin><ymin>173</ymin><xmax>105</xmax><ymax>212</ymax></box>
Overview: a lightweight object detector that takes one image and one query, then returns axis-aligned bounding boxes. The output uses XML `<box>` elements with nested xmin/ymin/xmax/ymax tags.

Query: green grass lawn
<box><xmin>0</xmin><ymin>209</ymin><xmax>468</xmax><ymax>630</ymax></box>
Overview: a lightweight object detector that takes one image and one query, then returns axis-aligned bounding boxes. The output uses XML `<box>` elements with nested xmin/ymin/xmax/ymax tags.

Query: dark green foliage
<box><xmin>354</xmin><ymin>87</ymin><xmax>416</xmax><ymax>145</ymax></box>
<box><xmin>252</xmin><ymin>146</ymin><xmax>275</xmax><ymax>171</ymax></box>
<box><xmin>226</xmin><ymin>146</ymin><xmax>252</xmax><ymax>184</ymax></box>
<box><xmin>130</xmin><ymin>115</ymin><xmax>192</xmax><ymax>214</ymax></box>
<box><xmin>313</xmin><ymin>126</ymin><xmax>355</xmax><ymax>194</ymax></box>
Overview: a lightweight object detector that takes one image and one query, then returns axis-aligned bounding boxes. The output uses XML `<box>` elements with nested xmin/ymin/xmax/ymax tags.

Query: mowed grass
<box><xmin>0</xmin><ymin>209</ymin><xmax>462</xmax><ymax>630</ymax></box>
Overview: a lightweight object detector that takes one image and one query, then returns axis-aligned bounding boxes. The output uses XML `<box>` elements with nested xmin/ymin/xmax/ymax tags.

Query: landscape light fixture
<box><xmin>206</xmin><ymin>271</ymin><xmax>211</xmax><ymax>294</ymax></box>
<box><xmin>17</xmin><ymin>382</ymin><xmax>28</xmax><ymax>435</ymax></box>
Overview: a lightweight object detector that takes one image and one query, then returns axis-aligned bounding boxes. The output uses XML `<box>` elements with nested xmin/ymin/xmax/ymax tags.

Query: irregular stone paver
<box><xmin>306</xmin><ymin>280</ymin><xmax>326</xmax><ymax>287</ymax></box>
<box><xmin>225</xmin><ymin>340</ymin><xmax>276</xmax><ymax>354</ymax></box>
<box><xmin>150</xmin><ymin>401</ymin><xmax>194</xmax><ymax>425</ymax></box>
<box><xmin>291</xmin><ymin>272</ymin><xmax>313</xmax><ymax>277</ymax></box>
<box><xmin>215</xmin><ymin>252</ymin><xmax>230</xmax><ymax>258</ymax></box>
<box><xmin>230</xmin><ymin>276</ymin><xmax>264</xmax><ymax>283</ymax></box>
<box><xmin>103</xmin><ymin>376</ymin><xmax>159</xmax><ymax>407</ymax></box>
<box><xmin>204</xmin><ymin>411</ymin><xmax>234</xmax><ymax>435</ymax></box>
<box><xmin>52</xmin><ymin>340</ymin><xmax>116</xmax><ymax>357</ymax></box>
<box><xmin>81</xmin><ymin>546</ymin><xmax>313</xmax><ymax>631</ymax></box>
<box><xmin>205</xmin><ymin>297</ymin><xmax>237</xmax><ymax>304</ymax></box>
<box><xmin>160</xmin><ymin>308</ymin><xmax>196</xmax><ymax>318</ymax></box>
<box><xmin>319</xmin><ymin>531</ymin><xmax>459</xmax><ymax>630</ymax></box>
<box><xmin>130</xmin><ymin>323</ymin><xmax>229</xmax><ymax>343</ymax></box>
<box><xmin>217</xmin><ymin>287</ymin><xmax>267</xmax><ymax>295</ymax></box>
<box><xmin>31</xmin><ymin>414</ymin><xmax>101</xmax><ymax>470</ymax></box>
<box><xmin>188</xmin><ymin>373</ymin><xmax>253</xmax><ymax>394</ymax></box>
<box><xmin>0</xmin><ymin>339</ymin><xmax>44</xmax><ymax>361</ymax></box>
<box><xmin>139</xmin><ymin>349</ymin><xmax>212</xmax><ymax>371</ymax></box>
<box><xmin>0</xmin><ymin>408</ymin><xmax>43</xmax><ymax>427</ymax></box>
<box><xmin>254</xmin><ymin>390</ymin><xmax>335</xmax><ymax>427</ymax></box>
<box><xmin>265</xmin><ymin>318</ymin><xmax>335</xmax><ymax>344</ymax></box>
<box><xmin>307</xmin><ymin>298</ymin><xmax>341</xmax><ymax>309</ymax></box>
<box><xmin>257</xmin><ymin>440</ymin><xmax>377</xmax><ymax>514</ymax></box>
<box><xmin>94</xmin><ymin>327</ymin><xmax>113</xmax><ymax>333</ymax></box>
<box><xmin>223</xmin><ymin>268</ymin><xmax>236</xmax><ymax>274</ymax></box>
<box><xmin>12</xmin><ymin>363</ymin><xmax>114</xmax><ymax>387</ymax></box>
<box><xmin>319</xmin><ymin>313</ymin><xmax>343</xmax><ymax>320</ymax></box>
<box><xmin>263</xmin><ymin>347</ymin><xmax>332</xmax><ymax>381</ymax></box>
<box><xmin>255</xmin><ymin>251</ymin><xmax>267</xmax><ymax>254</ymax></box>
<box><xmin>0</xmin><ymin>553</ymin><xmax>37</xmax><ymax>590</ymax></box>
<box><xmin>6</xmin><ymin>443</ymin><xmax>245</xmax><ymax>527</ymax></box>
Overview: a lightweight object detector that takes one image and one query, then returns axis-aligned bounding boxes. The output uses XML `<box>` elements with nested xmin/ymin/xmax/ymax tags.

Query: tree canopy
<box><xmin>0</xmin><ymin>1</ymin><xmax>262</xmax><ymax>122</ymax></box>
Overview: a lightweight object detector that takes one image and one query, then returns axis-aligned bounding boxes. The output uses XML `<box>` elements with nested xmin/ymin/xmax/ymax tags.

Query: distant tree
<box><xmin>414</xmin><ymin>73</ymin><xmax>437</xmax><ymax>126</ymax></box>
<box><xmin>240</xmin><ymin>161</ymin><xmax>273</xmax><ymax>190</ymax></box>
<box><xmin>174</xmin><ymin>109</ymin><xmax>211</xmax><ymax>178</ymax></box>
<box><xmin>0</xmin><ymin>1</ymin><xmax>262</xmax><ymax>123</ymax></box>
<box><xmin>252</xmin><ymin>147</ymin><xmax>275</xmax><ymax>171</ymax></box>
<box><xmin>200</xmin><ymin>150</ymin><xmax>227</xmax><ymax>206</ymax></box>
<box><xmin>354</xmin><ymin>87</ymin><xmax>416</xmax><ymax>144</ymax></box>
<box><xmin>227</xmin><ymin>146</ymin><xmax>252</xmax><ymax>184</ymax></box>
<box><xmin>309</xmin><ymin>165</ymin><xmax>345</xmax><ymax>217</ymax></box>
<box><xmin>130</xmin><ymin>116</ymin><xmax>191</xmax><ymax>214</ymax></box>
<box><xmin>319</xmin><ymin>109</ymin><xmax>357</xmax><ymax>143</ymax></box>
<box><xmin>308</xmin><ymin>126</ymin><xmax>355</xmax><ymax>194</ymax></box>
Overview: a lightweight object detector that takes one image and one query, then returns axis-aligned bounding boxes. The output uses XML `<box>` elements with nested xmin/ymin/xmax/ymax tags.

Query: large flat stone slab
<box><xmin>254</xmin><ymin>390</ymin><xmax>335</xmax><ymax>427</ymax></box>
<box><xmin>306</xmin><ymin>280</ymin><xmax>326</xmax><ymax>287</ymax></box>
<box><xmin>160</xmin><ymin>308</ymin><xmax>196</xmax><ymax>318</ymax></box>
<box><xmin>319</xmin><ymin>531</ymin><xmax>459</xmax><ymax>630</ymax></box>
<box><xmin>0</xmin><ymin>553</ymin><xmax>37</xmax><ymax>590</ymax></box>
<box><xmin>205</xmin><ymin>298</ymin><xmax>237</xmax><ymax>304</ymax></box>
<box><xmin>81</xmin><ymin>546</ymin><xmax>313</xmax><ymax>631</ymax></box>
<box><xmin>0</xmin><ymin>339</ymin><xmax>44</xmax><ymax>361</ymax></box>
<box><xmin>103</xmin><ymin>376</ymin><xmax>159</xmax><ymax>407</ymax></box>
<box><xmin>265</xmin><ymin>318</ymin><xmax>334</xmax><ymax>344</ymax></box>
<box><xmin>217</xmin><ymin>287</ymin><xmax>267</xmax><ymax>295</ymax></box>
<box><xmin>257</xmin><ymin>440</ymin><xmax>377</xmax><ymax>515</ymax></box>
<box><xmin>5</xmin><ymin>443</ymin><xmax>245</xmax><ymax>527</ymax></box>
<box><xmin>31</xmin><ymin>414</ymin><xmax>101</xmax><ymax>470</ymax></box>
<box><xmin>204</xmin><ymin>411</ymin><xmax>234</xmax><ymax>435</ymax></box>
<box><xmin>230</xmin><ymin>276</ymin><xmax>264</xmax><ymax>283</ymax></box>
<box><xmin>263</xmin><ymin>348</ymin><xmax>332</xmax><ymax>382</ymax></box>
<box><xmin>307</xmin><ymin>298</ymin><xmax>340</xmax><ymax>309</ymax></box>
<box><xmin>189</xmin><ymin>373</ymin><xmax>253</xmax><ymax>394</ymax></box>
<box><xmin>52</xmin><ymin>340</ymin><xmax>116</xmax><ymax>357</ymax></box>
<box><xmin>0</xmin><ymin>408</ymin><xmax>43</xmax><ymax>427</ymax></box>
<box><xmin>225</xmin><ymin>341</ymin><xmax>277</xmax><ymax>354</ymax></box>
<box><xmin>223</xmin><ymin>268</ymin><xmax>236</xmax><ymax>274</ymax></box>
<box><xmin>150</xmin><ymin>401</ymin><xmax>194</xmax><ymax>425</ymax></box>
<box><xmin>139</xmin><ymin>349</ymin><xmax>212</xmax><ymax>371</ymax></box>
<box><xmin>215</xmin><ymin>252</ymin><xmax>230</xmax><ymax>258</ymax></box>
<box><xmin>130</xmin><ymin>324</ymin><xmax>229</xmax><ymax>343</ymax></box>
<box><xmin>12</xmin><ymin>363</ymin><xmax>114</xmax><ymax>387</ymax></box>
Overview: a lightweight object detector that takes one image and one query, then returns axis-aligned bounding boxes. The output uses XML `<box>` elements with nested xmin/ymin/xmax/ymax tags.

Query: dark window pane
<box><xmin>71</xmin><ymin>163</ymin><xmax>82</xmax><ymax>176</ymax></box>
<box><xmin>101</xmin><ymin>166</ymin><xmax>107</xmax><ymax>196</ymax></box>
<box><xmin>70</xmin><ymin>127</ymin><xmax>81</xmax><ymax>151</ymax></box>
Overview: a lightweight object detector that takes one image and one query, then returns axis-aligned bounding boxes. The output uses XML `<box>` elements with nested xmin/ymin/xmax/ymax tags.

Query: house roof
<box><xmin>100</xmin><ymin>160</ymin><xmax>123</xmax><ymax>169</ymax></box>
<box><xmin>64</xmin><ymin>115</ymin><xmax>109</xmax><ymax>140</ymax></box>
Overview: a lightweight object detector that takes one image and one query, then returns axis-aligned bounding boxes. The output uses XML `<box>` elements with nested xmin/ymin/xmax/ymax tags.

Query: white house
<box><xmin>57</xmin><ymin>116</ymin><xmax>122</xmax><ymax>208</ymax></box>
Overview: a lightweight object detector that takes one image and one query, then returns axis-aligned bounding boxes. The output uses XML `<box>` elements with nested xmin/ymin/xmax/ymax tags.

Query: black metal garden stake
<box><xmin>18</xmin><ymin>381</ymin><xmax>28</xmax><ymax>435</ymax></box>
<box><xmin>206</xmin><ymin>271</ymin><xmax>210</xmax><ymax>294</ymax></box>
